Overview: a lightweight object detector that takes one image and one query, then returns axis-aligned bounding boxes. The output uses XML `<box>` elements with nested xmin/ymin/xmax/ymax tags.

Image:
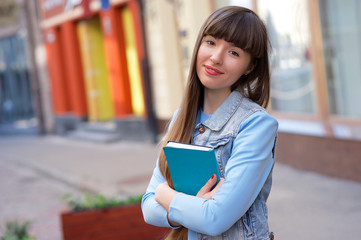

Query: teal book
<box><xmin>163</xmin><ymin>141</ymin><xmax>221</xmax><ymax>196</ymax></box>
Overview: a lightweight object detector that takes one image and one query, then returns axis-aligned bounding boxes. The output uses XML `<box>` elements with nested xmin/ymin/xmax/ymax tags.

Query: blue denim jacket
<box><xmin>142</xmin><ymin>91</ymin><xmax>278</xmax><ymax>240</ymax></box>
<box><xmin>190</xmin><ymin>91</ymin><xmax>276</xmax><ymax>239</ymax></box>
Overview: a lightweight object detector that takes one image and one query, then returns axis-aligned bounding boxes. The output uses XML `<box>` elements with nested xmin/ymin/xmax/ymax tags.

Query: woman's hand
<box><xmin>197</xmin><ymin>174</ymin><xmax>225</xmax><ymax>200</ymax></box>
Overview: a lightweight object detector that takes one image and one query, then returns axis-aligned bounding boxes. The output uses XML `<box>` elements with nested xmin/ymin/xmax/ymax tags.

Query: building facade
<box><xmin>37</xmin><ymin>0</ymin><xmax>158</xmax><ymax>140</ymax></box>
<box><xmin>5</xmin><ymin>0</ymin><xmax>358</xmax><ymax>179</ymax></box>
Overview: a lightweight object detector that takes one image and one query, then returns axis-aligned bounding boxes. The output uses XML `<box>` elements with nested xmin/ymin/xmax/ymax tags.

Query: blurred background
<box><xmin>0</xmin><ymin>0</ymin><xmax>360</xmax><ymax>239</ymax></box>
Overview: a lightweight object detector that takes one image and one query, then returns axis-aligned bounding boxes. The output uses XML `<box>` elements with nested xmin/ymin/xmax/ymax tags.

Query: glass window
<box><xmin>319</xmin><ymin>0</ymin><xmax>361</xmax><ymax>119</ymax></box>
<box><xmin>0</xmin><ymin>34</ymin><xmax>35</xmax><ymax>123</ymax></box>
<box><xmin>258</xmin><ymin>0</ymin><xmax>316</xmax><ymax>114</ymax></box>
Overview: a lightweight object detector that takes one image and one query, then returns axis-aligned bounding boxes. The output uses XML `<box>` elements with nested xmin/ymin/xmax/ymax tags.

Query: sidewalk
<box><xmin>0</xmin><ymin>134</ymin><xmax>361</xmax><ymax>240</ymax></box>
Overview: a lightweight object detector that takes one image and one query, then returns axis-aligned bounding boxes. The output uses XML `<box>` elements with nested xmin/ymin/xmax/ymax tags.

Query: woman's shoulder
<box><xmin>234</xmin><ymin>93</ymin><xmax>276</xmax><ymax>123</ymax></box>
<box><xmin>239</xmin><ymin>109</ymin><xmax>278</xmax><ymax>133</ymax></box>
<box><xmin>249</xmin><ymin>109</ymin><xmax>278</xmax><ymax>123</ymax></box>
<box><xmin>239</xmin><ymin>95</ymin><xmax>264</xmax><ymax>111</ymax></box>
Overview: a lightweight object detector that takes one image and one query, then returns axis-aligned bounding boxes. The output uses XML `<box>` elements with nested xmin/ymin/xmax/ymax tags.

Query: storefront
<box><xmin>255</xmin><ymin>0</ymin><xmax>361</xmax><ymax>182</ymax></box>
<box><xmin>0</xmin><ymin>0</ymin><xmax>37</xmax><ymax>133</ymax></box>
<box><xmin>38</xmin><ymin>0</ymin><xmax>155</xmax><ymax>140</ymax></box>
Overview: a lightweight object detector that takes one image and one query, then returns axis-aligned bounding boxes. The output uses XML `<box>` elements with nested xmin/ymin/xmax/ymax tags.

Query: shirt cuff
<box><xmin>167</xmin><ymin>213</ymin><xmax>182</xmax><ymax>229</ymax></box>
<box><xmin>168</xmin><ymin>193</ymin><xmax>205</xmax><ymax>230</ymax></box>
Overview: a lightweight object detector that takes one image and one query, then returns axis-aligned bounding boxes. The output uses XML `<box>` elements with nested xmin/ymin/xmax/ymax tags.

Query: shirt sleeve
<box><xmin>167</xmin><ymin>110</ymin><xmax>278</xmax><ymax>236</ymax></box>
<box><xmin>141</xmin><ymin>159</ymin><xmax>176</xmax><ymax>227</ymax></box>
<box><xmin>141</xmin><ymin>109</ymin><xmax>180</xmax><ymax>228</ymax></box>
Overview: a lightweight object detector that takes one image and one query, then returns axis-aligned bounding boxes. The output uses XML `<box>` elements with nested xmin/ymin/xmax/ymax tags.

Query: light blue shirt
<box><xmin>142</xmin><ymin>92</ymin><xmax>278</xmax><ymax>239</ymax></box>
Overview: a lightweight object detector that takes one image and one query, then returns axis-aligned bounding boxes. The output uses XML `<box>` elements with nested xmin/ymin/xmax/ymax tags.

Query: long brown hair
<box><xmin>159</xmin><ymin>6</ymin><xmax>271</xmax><ymax>239</ymax></box>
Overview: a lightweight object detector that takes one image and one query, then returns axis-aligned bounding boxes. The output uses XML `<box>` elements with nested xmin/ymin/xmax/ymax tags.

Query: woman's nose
<box><xmin>210</xmin><ymin>48</ymin><xmax>223</xmax><ymax>65</ymax></box>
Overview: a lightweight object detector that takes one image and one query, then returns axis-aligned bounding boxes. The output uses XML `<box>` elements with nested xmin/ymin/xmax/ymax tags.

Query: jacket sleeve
<box><xmin>167</xmin><ymin>111</ymin><xmax>278</xmax><ymax>236</ymax></box>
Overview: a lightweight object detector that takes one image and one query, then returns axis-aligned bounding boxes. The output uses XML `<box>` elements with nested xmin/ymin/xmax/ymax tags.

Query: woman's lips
<box><xmin>204</xmin><ymin>65</ymin><xmax>223</xmax><ymax>76</ymax></box>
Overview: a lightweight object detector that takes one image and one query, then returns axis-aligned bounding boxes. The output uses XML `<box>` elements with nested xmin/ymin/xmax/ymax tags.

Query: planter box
<box><xmin>61</xmin><ymin>203</ymin><xmax>170</xmax><ymax>240</ymax></box>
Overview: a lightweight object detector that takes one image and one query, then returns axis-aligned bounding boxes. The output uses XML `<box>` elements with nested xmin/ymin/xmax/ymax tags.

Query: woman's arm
<box><xmin>166</xmin><ymin>111</ymin><xmax>278</xmax><ymax>236</ymax></box>
<box><xmin>141</xmin><ymin>161</ymin><xmax>176</xmax><ymax>227</ymax></box>
<box><xmin>154</xmin><ymin>182</ymin><xmax>180</xmax><ymax>227</ymax></box>
<box><xmin>155</xmin><ymin>174</ymin><xmax>225</xmax><ymax>210</ymax></box>
<box><xmin>141</xmin><ymin>109</ymin><xmax>181</xmax><ymax>228</ymax></box>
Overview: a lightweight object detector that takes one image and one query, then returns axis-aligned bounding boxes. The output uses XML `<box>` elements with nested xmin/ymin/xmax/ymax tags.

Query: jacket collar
<box><xmin>201</xmin><ymin>91</ymin><xmax>243</xmax><ymax>131</ymax></box>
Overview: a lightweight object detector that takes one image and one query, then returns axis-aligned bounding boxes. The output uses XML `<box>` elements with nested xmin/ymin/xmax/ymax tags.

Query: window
<box><xmin>319</xmin><ymin>0</ymin><xmax>361</xmax><ymax>119</ymax></box>
<box><xmin>258</xmin><ymin>0</ymin><xmax>316</xmax><ymax>114</ymax></box>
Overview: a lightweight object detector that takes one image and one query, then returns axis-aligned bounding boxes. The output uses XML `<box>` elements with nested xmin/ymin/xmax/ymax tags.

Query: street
<box><xmin>0</xmin><ymin>135</ymin><xmax>361</xmax><ymax>240</ymax></box>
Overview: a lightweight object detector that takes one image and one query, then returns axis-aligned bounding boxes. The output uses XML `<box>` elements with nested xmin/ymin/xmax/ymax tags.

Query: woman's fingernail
<box><xmin>211</xmin><ymin>174</ymin><xmax>215</xmax><ymax>179</ymax></box>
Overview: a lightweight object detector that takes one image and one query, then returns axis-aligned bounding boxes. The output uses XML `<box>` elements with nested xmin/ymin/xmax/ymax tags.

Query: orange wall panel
<box><xmin>60</xmin><ymin>21</ymin><xmax>88</xmax><ymax>117</ymax></box>
<box><xmin>101</xmin><ymin>8</ymin><xmax>133</xmax><ymax>117</ymax></box>
<box><xmin>44</xmin><ymin>28</ymin><xmax>70</xmax><ymax>115</ymax></box>
<box><xmin>129</xmin><ymin>0</ymin><xmax>145</xmax><ymax>59</ymax></box>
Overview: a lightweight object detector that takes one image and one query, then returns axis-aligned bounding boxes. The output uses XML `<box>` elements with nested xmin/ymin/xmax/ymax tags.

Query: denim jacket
<box><xmin>189</xmin><ymin>91</ymin><xmax>276</xmax><ymax>240</ymax></box>
<box><xmin>142</xmin><ymin>91</ymin><xmax>278</xmax><ymax>240</ymax></box>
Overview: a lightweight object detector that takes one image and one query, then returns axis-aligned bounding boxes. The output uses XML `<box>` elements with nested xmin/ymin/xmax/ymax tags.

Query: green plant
<box><xmin>0</xmin><ymin>220</ymin><xmax>35</xmax><ymax>240</ymax></box>
<box><xmin>62</xmin><ymin>192</ymin><xmax>143</xmax><ymax>212</ymax></box>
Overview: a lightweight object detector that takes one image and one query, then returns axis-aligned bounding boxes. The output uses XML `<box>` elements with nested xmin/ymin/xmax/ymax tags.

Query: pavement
<box><xmin>0</xmin><ymin>134</ymin><xmax>361</xmax><ymax>240</ymax></box>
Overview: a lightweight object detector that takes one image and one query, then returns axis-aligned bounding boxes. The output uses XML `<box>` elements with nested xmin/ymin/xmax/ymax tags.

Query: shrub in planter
<box><xmin>0</xmin><ymin>220</ymin><xmax>36</xmax><ymax>240</ymax></box>
<box><xmin>61</xmin><ymin>193</ymin><xmax>169</xmax><ymax>240</ymax></box>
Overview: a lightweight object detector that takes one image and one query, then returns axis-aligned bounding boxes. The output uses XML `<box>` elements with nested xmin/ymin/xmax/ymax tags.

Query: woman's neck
<box><xmin>202</xmin><ymin>88</ymin><xmax>231</xmax><ymax>114</ymax></box>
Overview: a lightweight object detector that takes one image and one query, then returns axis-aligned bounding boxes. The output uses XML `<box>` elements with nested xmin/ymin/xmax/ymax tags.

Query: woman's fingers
<box><xmin>210</xmin><ymin>178</ymin><xmax>225</xmax><ymax>195</ymax></box>
<box><xmin>196</xmin><ymin>174</ymin><xmax>218</xmax><ymax>198</ymax></box>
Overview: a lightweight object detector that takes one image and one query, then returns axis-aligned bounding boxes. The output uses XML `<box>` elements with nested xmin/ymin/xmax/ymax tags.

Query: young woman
<box><xmin>142</xmin><ymin>6</ymin><xmax>278</xmax><ymax>240</ymax></box>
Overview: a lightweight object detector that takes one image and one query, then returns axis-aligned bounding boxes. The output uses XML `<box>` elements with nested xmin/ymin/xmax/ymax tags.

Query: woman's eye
<box><xmin>206</xmin><ymin>40</ymin><xmax>215</xmax><ymax>46</ymax></box>
<box><xmin>230</xmin><ymin>51</ymin><xmax>239</xmax><ymax>57</ymax></box>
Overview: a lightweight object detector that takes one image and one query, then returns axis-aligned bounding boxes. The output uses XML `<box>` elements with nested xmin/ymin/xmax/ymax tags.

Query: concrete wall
<box><xmin>143</xmin><ymin>0</ymin><xmax>185</xmax><ymax>120</ymax></box>
<box><xmin>143</xmin><ymin>0</ymin><xmax>213</xmax><ymax>121</ymax></box>
<box><xmin>276</xmin><ymin>132</ymin><xmax>361</xmax><ymax>183</ymax></box>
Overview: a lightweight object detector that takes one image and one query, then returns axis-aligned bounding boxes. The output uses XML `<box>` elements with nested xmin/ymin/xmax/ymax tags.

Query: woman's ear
<box><xmin>245</xmin><ymin>59</ymin><xmax>257</xmax><ymax>75</ymax></box>
<box><xmin>245</xmin><ymin>64</ymin><xmax>255</xmax><ymax>75</ymax></box>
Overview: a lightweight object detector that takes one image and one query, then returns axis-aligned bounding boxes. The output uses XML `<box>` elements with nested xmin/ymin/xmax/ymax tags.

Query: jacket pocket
<box><xmin>207</xmin><ymin>136</ymin><xmax>231</xmax><ymax>149</ymax></box>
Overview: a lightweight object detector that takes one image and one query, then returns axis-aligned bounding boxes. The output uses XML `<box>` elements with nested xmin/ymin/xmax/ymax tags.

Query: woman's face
<box><xmin>196</xmin><ymin>35</ymin><xmax>253</xmax><ymax>96</ymax></box>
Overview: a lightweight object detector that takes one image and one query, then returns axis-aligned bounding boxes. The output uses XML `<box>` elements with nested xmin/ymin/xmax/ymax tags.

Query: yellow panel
<box><xmin>77</xmin><ymin>18</ymin><xmax>114</xmax><ymax>121</ymax></box>
<box><xmin>77</xmin><ymin>21</ymin><xmax>98</xmax><ymax>121</ymax></box>
<box><xmin>121</xmin><ymin>6</ymin><xmax>145</xmax><ymax>116</ymax></box>
<box><xmin>87</xmin><ymin>18</ymin><xmax>114</xmax><ymax>121</ymax></box>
